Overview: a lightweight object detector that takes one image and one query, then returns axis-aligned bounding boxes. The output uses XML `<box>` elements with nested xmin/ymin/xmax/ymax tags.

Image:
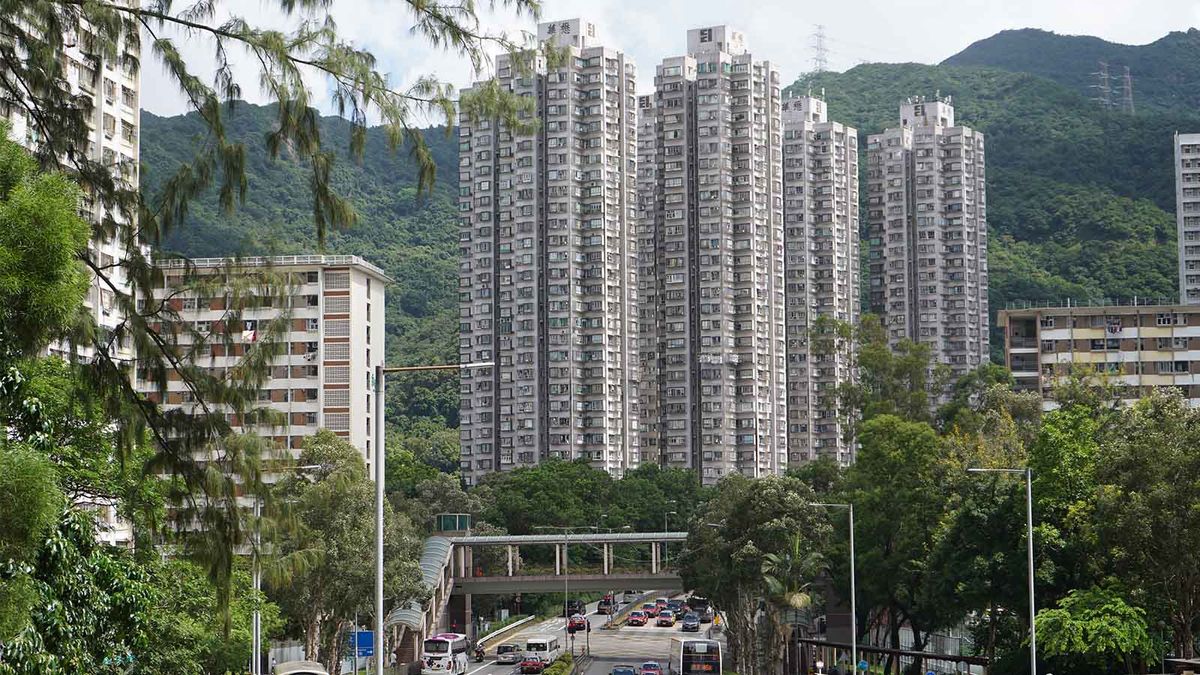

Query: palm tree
<box><xmin>762</xmin><ymin>535</ymin><xmax>827</xmax><ymax>674</ymax></box>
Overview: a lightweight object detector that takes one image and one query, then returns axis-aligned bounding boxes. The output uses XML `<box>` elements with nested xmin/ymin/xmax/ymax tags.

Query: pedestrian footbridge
<box><xmin>385</xmin><ymin>529</ymin><xmax>687</xmax><ymax>662</ymax></box>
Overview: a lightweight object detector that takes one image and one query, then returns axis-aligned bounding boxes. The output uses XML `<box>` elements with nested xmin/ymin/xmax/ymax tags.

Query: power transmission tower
<box><xmin>811</xmin><ymin>25</ymin><xmax>829</xmax><ymax>72</ymax></box>
<box><xmin>1091</xmin><ymin>60</ymin><xmax>1112</xmax><ymax>110</ymax></box>
<box><xmin>1121</xmin><ymin>65</ymin><xmax>1135</xmax><ymax>114</ymax></box>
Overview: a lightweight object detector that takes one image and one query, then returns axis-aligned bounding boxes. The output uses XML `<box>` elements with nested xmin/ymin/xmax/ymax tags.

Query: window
<box><xmin>305</xmin><ymin>318</ymin><xmax>319</xmax><ymax>331</ymax></box>
<box><xmin>324</xmin><ymin>366</ymin><xmax>350</xmax><ymax>384</ymax></box>
<box><xmin>323</xmin><ymin>271</ymin><xmax>350</xmax><ymax>290</ymax></box>
<box><xmin>325</xmin><ymin>296</ymin><xmax>350</xmax><ymax>313</ymax></box>
<box><xmin>324</xmin><ymin>319</ymin><xmax>350</xmax><ymax>337</ymax></box>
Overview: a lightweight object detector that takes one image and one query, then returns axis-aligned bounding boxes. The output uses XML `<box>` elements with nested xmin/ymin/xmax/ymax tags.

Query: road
<box><xmin>468</xmin><ymin>595</ymin><xmax>723</xmax><ymax>675</ymax></box>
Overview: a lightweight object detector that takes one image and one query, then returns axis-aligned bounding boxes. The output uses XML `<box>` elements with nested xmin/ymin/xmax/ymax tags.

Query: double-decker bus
<box><xmin>421</xmin><ymin>632</ymin><xmax>470</xmax><ymax>675</ymax></box>
<box><xmin>668</xmin><ymin>638</ymin><xmax>722</xmax><ymax>675</ymax></box>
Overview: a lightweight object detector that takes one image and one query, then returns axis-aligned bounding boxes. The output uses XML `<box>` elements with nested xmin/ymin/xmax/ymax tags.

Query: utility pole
<box><xmin>811</xmin><ymin>25</ymin><xmax>829</xmax><ymax>73</ymax></box>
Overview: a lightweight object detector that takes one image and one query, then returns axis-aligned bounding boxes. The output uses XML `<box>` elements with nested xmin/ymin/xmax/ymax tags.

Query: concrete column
<box><xmin>507</xmin><ymin>545</ymin><xmax>514</xmax><ymax>577</ymax></box>
<box><xmin>602</xmin><ymin>543</ymin><xmax>610</xmax><ymax>575</ymax></box>
<box><xmin>466</xmin><ymin>546</ymin><xmax>475</xmax><ymax>577</ymax></box>
<box><xmin>464</xmin><ymin>593</ymin><xmax>473</xmax><ymax>639</ymax></box>
<box><xmin>555</xmin><ymin>544</ymin><xmax>562</xmax><ymax>576</ymax></box>
<box><xmin>651</xmin><ymin>542</ymin><xmax>659</xmax><ymax>574</ymax></box>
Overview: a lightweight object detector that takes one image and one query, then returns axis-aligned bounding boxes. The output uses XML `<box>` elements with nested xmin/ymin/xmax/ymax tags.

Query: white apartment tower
<box><xmin>1175</xmin><ymin>132</ymin><xmax>1200</xmax><ymax>304</ymax></box>
<box><xmin>458</xmin><ymin>19</ymin><xmax>640</xmax><ymax>485</ymax></box>
<box><xmin>135</xmin><ymin>256</ymin><xmax>388</xmax><ymax>476</ymax></box>
<box><xmin>866</xmin><ymin>98</ymin><xmax>989</xmax><ymax>377</ymax></box>
<box><xmin>3</xmin><ymin>13</ymin><xmax>142</xmax><ymax>363</ymax></box>
<box><xmin>781</xmin><ymin>95</ymin><xmax>859</xmax><ymax>466</ymax></box>
<box><xmin>637</xmin><ymin>26</ymin><xmax>786</xmax><ymax>484</ymax></box>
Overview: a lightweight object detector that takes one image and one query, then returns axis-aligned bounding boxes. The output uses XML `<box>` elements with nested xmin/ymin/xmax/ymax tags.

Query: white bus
<box><xmin>524</xmin><ymin>634</ymin><xmax>563</xmax><ymax>663</ymax></box>
<box><xmin>668</xmin><ymin>638</ymin><xmax>722</xmax><ymax>675</ymax></box>
<box><xmin>421</xmin><ymin>632</ymin><xmax>470</xmax><ymax>675</ymax></box>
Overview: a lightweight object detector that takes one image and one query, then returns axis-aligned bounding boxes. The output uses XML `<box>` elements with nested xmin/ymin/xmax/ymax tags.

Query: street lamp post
<box><xmin>373</xmin><ymin>362</ymin><xmax>492</xmax><ymax>675</ymax></box>
<box><xmin>663</xmin><ymin>511</ymin><xmax>677</xmax><ymax>568</ymax></box>
<box><xmin>534</xmin><ymin>525</ymin><xmax>595</xmax><ymax>656</ymax></box>
<box><xmin>813</xmin><ymin>503</ymin><xmax>856</xmax><ymax>672</ymax></box>
<box><xmin>968</xmin><ymin>467</ymin><xmax>1036</xmax><ymax>675</ymax></box>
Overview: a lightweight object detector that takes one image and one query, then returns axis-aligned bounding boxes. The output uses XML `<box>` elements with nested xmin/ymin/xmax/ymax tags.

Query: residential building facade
<box><xmin>3</xmin><ymin>12</ymin><xmax>142</xmax><ymax>363</ymax></box>
<box><xmin>781</xmin><ymin>95</ymin><xmax>859</xmax><ymax>466</ymax></box>
<box><xmin>1176</xmin><ymin>132</ymin><xmax>1200</xmax><ymax>304</ymax></box>
<box><xmin>457</xmin><ymin>19</ymin><xmax>640</xmax><ymax>485</ymax></box>
<box><xmin>1000</xmin><ymin>302</ymin><xmax>1200</xmax><ymax>409</ymax></box>
<box><xmin>866</xmin><ymin>97</ymin><xmax>989</xmax><ymax>378</ymax></box>
<box><xmin>637</xmin><ymin>26</ymin><xmax>786</xmax><ymax>484</ymax></box>
<box><xmin>135</xmin><ymin>255</ymin><xmax>388</xmax><ymax>475</ymax></box>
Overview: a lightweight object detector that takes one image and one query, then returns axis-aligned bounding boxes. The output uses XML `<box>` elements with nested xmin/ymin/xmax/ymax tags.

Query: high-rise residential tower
<box><xmin>637</xmin><ymin>26</ymin><xmax>786</xmax><ymax>485</ymax></box>
<box><xmin>458</xmin><ymin>19</ymin><xmax>639</xmax><ymax>486</ymax></box>
<box><xmin>781</xmin><ymin>95</ymin><xmax>859</xmax><ymax>466</ymax></box>
<box><xmin>866</xmin><ymin>97</ymin><xmax>989</xmax><ymax>377</ymax></box>
<box><xmin>1175</xmin><ymin>132</ymin><xmax>1200</xmax><ymax>304</ymax></box>
<box><xmin>3</xmin><ymin>13</ymin><xmax>142</xmax><ymax>363</ymax></box>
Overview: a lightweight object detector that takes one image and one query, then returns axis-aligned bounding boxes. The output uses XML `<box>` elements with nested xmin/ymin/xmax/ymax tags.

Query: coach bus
<box><xmin>421</xmin><ymin>632</ymin><xmax>470</xmax><ymax>675</ymax></box>
<box><xmin>669</xmin><ymin>638</ymin><xmax>722</xmax><ymax>675</ymax></box>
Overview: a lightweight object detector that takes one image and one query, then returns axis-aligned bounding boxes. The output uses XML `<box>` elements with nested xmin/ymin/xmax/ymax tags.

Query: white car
<box><xmin>496</xmin><ymin>643</ymin><xmax>522</xmax><ymax>664</ymax></box>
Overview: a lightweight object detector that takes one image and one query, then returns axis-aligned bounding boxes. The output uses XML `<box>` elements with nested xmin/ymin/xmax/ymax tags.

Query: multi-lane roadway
<box><xmin>470</xmin><ymin>597</ymin><xmax>722</xmax><ymax>675</ymax></box>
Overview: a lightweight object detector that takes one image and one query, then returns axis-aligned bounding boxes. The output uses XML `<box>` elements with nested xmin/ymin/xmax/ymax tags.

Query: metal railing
<box><xmin>1004</xmin><ymin>296</ymin><xmax>1181</xmax><ymax>310</ymax></box>
<box><xmin>156</xmin><ymin>254</ymin><xmax>389</xmax><ymax>279</ymax></box>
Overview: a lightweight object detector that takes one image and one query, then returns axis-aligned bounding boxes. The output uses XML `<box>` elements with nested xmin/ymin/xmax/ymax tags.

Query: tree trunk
<box><xmin>305</xmin><ymin>616</ymin><xmax>321</xmax><ymax>661</ymax></box>
<box><xmin>986</xmin><ymin>602</ymin><xmax>997</xmax><ymax>668</ymax></box>
<box><xmin>1176</xmin><ymin>617</ymin><xmax>1196</xmax><ymax>659</ymax></box>
<box><xmin>887</xmin><ymin>607</ymin><xmax>901</xmax><ymax>675</ymax></box>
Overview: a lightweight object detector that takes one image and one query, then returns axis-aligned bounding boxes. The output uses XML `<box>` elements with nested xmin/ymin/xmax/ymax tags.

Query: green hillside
<box><xmin>943</xmin><ymin>27</ymin><xmax>1200</xmax><ymax>113</ymax></box>
<box><xmin>140</xmin><ymin>104</ymin><xmax>462</xmax><ymax>371</ymax></box>
<box><xmin>786</xmin><ymin>63</ymin><xmax>1194</xmax><ymax>354</ymax></box>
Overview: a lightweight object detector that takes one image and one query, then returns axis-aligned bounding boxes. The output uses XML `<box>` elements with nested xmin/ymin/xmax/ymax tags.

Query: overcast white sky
<box><xmin>140</xmin><ymin>0</ymin><xmax>1200</xmax><ymax>117</ymax></box>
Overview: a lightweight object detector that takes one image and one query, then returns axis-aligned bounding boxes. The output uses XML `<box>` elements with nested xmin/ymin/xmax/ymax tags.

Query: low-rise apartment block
<box><xmin>135</xmin><ymin>255</ymin><xmax>387</xmax><ymax>474</ymax></box>
<box><xmin>999</xmin><ymin>301</ymin><xmax>1200</xmax><ymax>409</ymax></box>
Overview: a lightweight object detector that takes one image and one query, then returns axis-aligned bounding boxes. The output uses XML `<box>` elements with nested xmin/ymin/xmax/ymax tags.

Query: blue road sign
<box><xmin>347</xmin><ymin>630</ymin><xmax>374</xmax><ymax>657</ymax></box>
<box><xmin>858</xmin><ymin>661</ymin><xmax>869</xmax><ymax>672</ymax></box>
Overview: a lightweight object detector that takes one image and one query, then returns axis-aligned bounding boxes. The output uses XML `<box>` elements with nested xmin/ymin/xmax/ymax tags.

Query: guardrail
<box><xmin>477</xmin><ymin>614</ymin><xmax>539</xmax><ymax>649</ymax></box>
<box><xmin>570</xmin><ymin>654</ymin><xmax>593</xmax><ymax>675</ymax></box>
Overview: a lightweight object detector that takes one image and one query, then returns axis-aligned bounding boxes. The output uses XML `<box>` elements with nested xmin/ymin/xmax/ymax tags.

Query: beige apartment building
<box><xmin>1176</xmin><ymin>133</ymin><xmax>1200</xmax><ymax>304</ymax></box>
<box><xmin>3</xmin><ymin>12</ymin><xmax>142</xmax><ymax>363</ymax></box>
<box><xmin>637</xmin><ymin>26</ymin><xmax>787</xmax><ymax>484</ymax></box>
<box><xmin>866</xmin><ymin>97</ymin><xmax>989</xmax><ymax>378</ymax></box>
<box><xmin>781</xmin><ymin>95</ymin><xmax>859</xmax><ymax>466</ymax></box>
<box><xmin>999</xmin><ymin>302</ymin><xmax>1200</xmax><ymax>409</ymax></box>
<box><xmin>457</xmin><ymin>19</ymin><xmax>640</xmax><ymax>485</ymax></box>
<box><xmin>135</xmin><ymin>255</ymin><xmax>388</xmax><ymax>474</ymax></box>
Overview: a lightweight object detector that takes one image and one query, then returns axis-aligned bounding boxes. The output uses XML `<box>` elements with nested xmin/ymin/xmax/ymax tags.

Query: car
<box><xmin>627</xmin><ymin>610</ymin><xmax>648</xmax><ymax>626</ymax></box>
<box><xmin>567</xmin><ymin>614</ymin><xmax>588</xmax><ymax>633</ymax></box>
<box><xmin>611</xmin><ymin>665</ymin><xmax>638</xmax><ymax>675</ymax></box>
<box><xmin>640</xmin><ymin>661</ymin><xmax>663</xmax><ymax>675</ymax></box>
<box><xmin>654</xmin><ymin>597</ymin><xmax>669</xmax><ymax>608</ymax></box>
<box><xmin>622</xmin><ymin>590</ymin><xmax>640</xmax><ymax>603</ymax></box>
<box><xmin>680</xmin><ymin>612</ymin><xmax>701</xmax><ymax>632</ymax></box>
<box><xmin>640</xmin><ymin>602</ymin><xmax>660</xmax><ymax>617</ymax></box>
<box><xmin>656</xmin><ymin>609</ymin><xmax>676</xmax><ymax>627</ymax></box>
<box><xmin>598</xmin><ymin>594</ymin><xmax>615</xmax><ymax>614</ymax></box>
<box><xmin>495</xmin><ymin>643</ymin><xmax>523</xmax><ymax>664</ymax></box>
<box><xmin>666</xmin><ymin>599</ymin><xmax>687</xmax><ymax>616</ymax></box>
<box><xmin>564</xmin><ymin>599</ymin><xmax>586</xmax><ymax>617</ymax></box>
<box><xmin>520</xmin><ymin>655</ymin><xmax>549</xmax><ymax>674</ymax></box>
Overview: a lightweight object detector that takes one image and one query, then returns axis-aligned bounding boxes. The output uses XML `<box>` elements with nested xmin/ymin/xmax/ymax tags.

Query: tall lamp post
<box><xmin>373</xmin><ymin>361</ymin><xmax>492</xmax><ymax>675</ymax></box>
<box><xmin>663</xmin><ymin>510</ymin><xmax>677</xmax><ymax>568</ymax></box>
<box><xmin>968</xmin><ymin>467</ymin><xmax>1036</xmax><ymax>675</ymax></box>
<box><xmin>534</xmin><ymin>525</ymin><xmax>596</xmax><ymax>656</ymax></box>
<box><xmin>812</xmin><ymin>503</ymin><xmax>856</xmax><ymax>672</ymax></box>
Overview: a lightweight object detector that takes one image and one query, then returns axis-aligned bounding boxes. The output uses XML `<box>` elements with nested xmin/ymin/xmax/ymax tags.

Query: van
<box><xmin>525</xmin><ymin>634</ymin><xmax>563</xmax><ymax>663</ymax></box>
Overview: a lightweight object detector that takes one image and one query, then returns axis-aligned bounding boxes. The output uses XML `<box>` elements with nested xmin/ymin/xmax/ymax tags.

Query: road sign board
<box><xmin>347</xmin><ymin>630</ymin><xmax>374</xmax><ymax>657</ymax></box>
<box><xmin>858</xmin><ymin>661</ymin><xmax>869</xmax><ymax>672</ymax></box>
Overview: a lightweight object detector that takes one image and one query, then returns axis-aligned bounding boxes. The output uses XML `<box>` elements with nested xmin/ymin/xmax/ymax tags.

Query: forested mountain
<box><xmin>140</xmin><ymin>104</ymin><xmax>462</xmax><ymax>372</ymax></box>
<box><xmin>786</xmin><ymin>61</ymin><xmax>1196</xmax><ymax>353</ymax></box>
<box><xmin>943</xmin><ymin>28</ymin><xmax>1200</xmax><ymax>113</ymax></box>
